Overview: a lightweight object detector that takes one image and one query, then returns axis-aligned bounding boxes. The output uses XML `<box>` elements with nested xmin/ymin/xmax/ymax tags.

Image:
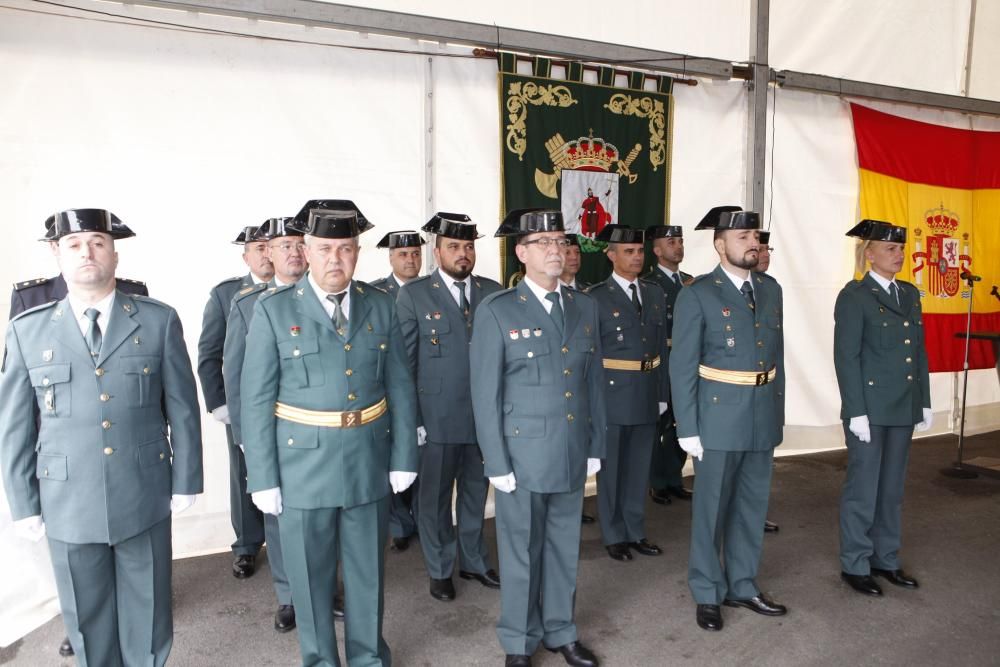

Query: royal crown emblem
<box><xmin>911</xmin><ymin>204</ymin><xmax>972</xmax><ymax>299</ymax></box>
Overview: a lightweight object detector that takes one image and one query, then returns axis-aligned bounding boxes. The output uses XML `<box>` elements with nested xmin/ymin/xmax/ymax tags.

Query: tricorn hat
<box><xmin>376</xmin><ymin>230</ymin><xmax>426</xmax><ymax>249</ymax></box>
<box><xmin>695</xmin><ymin>205</ymin><xmax>760</xmax><ymax>231</ymax></box>
<box><xmin>422</xmin><ymin>212</ymin><xmax>482</xmax><ymax>240</ymax></box>
<box><xmin>291</xmin><ymin>199</ymin><xmax>373</xmax><ymax>238</ymax></box>
<box><xmin>647</xmin><ymin>225</ymin><xmax>683</xmax><ymax>239</ymax></box>
<box><xmin>595</xmin><ymin>224</ymin><xmax>645</xmax><ymax>244</ymax></box>
<box><xmin>233</xmin><ymin>225</ymin><xmax>260</xmax><ymax>245</ymax></box>
<box><xmin>42</xmin><ymin>208</ymin><xmax>135</xmax><ymax>242</ymax></box>
<box><xmin>254</xmin><ymin>217</ymin><xmax>301</xmax><ymax>240</ymax></box>
<box><xmin>494</xmin><ymin>208</ymin><xmax>565</xmax><ymax>237</ymax></box>
<box><xmin>845</xmin><ymin>219</ymin><xmax>906</xmax><ymax>243</ymax></box>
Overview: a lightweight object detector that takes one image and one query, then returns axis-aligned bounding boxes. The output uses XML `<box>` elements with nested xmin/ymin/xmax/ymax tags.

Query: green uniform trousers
<box><xmin>689</xmin><ymin>450</ymin><xmax>773</xmax><ymax>604</ymax></box>
<box><xmin>280</xmin><ymin>499</ymin><xmax>390</xmax><ymax>667</ymax></box>
<box><xmin>839</xmin><ymin>423</ymin><xmax>913</xmax><ymax>575</ymax></box>
<box><xmin>226</xmin><ymin>423</ymin><xmax>265</xmax><ymax>557</ymax></box>
<box><xmin>649</xmin><ymin>404</ymin><xmax>686</xmax><ymax>490</ymax></box>
<box><xmin>598</xmin><ymin>423</ymin><xmax>656</xmax><ymax>545</ymax></box>
<box><xmin>495</xmin><ymin>485</ymin><xmax>583</xmax><ymax>656</ymax></box>
<box><xmin>49</xmin><ymin>517</ymin><xmax>173</xmax><ymax>667</ymax></box>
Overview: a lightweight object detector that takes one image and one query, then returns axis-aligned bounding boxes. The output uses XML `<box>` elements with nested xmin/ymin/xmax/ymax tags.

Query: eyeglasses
<box><xmin>521</xmin><ymin>238</ymin><xmax>572</xmax><ymax>249</ymax></box>
<box><xmin>270</xmin><ymin>241</ymin><xmax>306</xmax><ymax>253</ymax></box>
<box><xmin>761</xmin><ymin>246</ymin><xmax>775</xmax><ymax>254</ymax></box>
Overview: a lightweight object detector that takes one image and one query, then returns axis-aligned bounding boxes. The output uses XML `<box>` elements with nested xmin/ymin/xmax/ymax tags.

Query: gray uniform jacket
<box><xmin>670</xmin><ymin>265</ymin><xmax>785</xmax><ymax>451</ymax></box>
<box><xmin>0</xmin><ymin>293</ymin><xmax>203</xmax><ymax>544</ymax></box>
<box><xmin>396</xmin><ymin>269</ymin><xmax>502</xmax><ymax>443</ymax></box>
<box><xmin>197</xmin><ymin>274</ymin><xmax>254</xmax><ymax>413</ymax></box>
<box><xmin>370</xmin><ymin>274</ymin><xmax>401</xmax><ymax>297</ymax></box>
<box><xmin>471</xmin><ymin>281</ymin><xmax>607</xmax><ymax>494</ymax></box>
<box><xmin>223</xmin><ymin>282</ymin><xmax>271</xmax><ymax>445</ymax></box>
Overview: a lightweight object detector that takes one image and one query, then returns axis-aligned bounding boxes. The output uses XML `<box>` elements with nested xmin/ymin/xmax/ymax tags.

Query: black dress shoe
<box><xmin>764</xmin><ymin>519</ymin><xmax>780</xmax><ymax>533</ymax></box>
<box><xmin>58</xmin><ymin>636</ymin><xmax>74</xmax><ymax>657</ymax></box>
<box><xmin>274</xmin><ymin>604</ymin><xmax>296</xmax><ymax>632</ymax></box>
<box><xmin>580</xmin><ymin>513</ymin><xmax>596</xmax><ymax>524</ymax></box>
<box><xmin>723</xmin><ymin>593</ymin><xmax>787</xmax><ymax>616</ymax></box>
<box><xmin>871</xmin><ymin>568</ymin><xmax>919</xmax><ymax>589</ymax></box>
<box><xmin>546</xmin><ymin>640</ymin><xmax>598</xmax><ymax>667</ymax></box>
<box><xmin>390</xmin><ymin>535</ymin><xmax>410</xmax><ymax>552</ymax></box>
<box><xmin>505</xmin><ymin>655</ymin><xmax>532</xmax><ymax>667</ymax></box>
<box><xmin>459</xmin><ymin>568</ymin><xmax>501</xmax><ymax>589</ymax></box>
<box><xmin>841</xmin><ymin>572</ymin><xmax>883</xmax><ymax>596</ymax></box>
<box><xmin>232</xmin><ymin>554</ymin><xmax>256</xmax><ymax>579</ymax></box>
<box><xmin>696</xmin><ymin>604</ymin><xmax>723</xmax><ymax>631</ymax></box>
<box><xmin>666</xmin><ymin>485</ymin><xmax>693</xmax><ymax>500</ymax></box>
<box><xmin>606</xmin><ymin>543</ymin><xmax>632</xmax><ymax>561</ymax></box>
<box><xmin>629</xmin><ymin>539</ymin><xmax>662</xmax><ymax>556</ymax></box>
<box><xmin>649</xmin><ymin>488</ymin><xmax>672</xmax><ymax>505</ymax></box>
<box><xmin>333</xmin><ymin>594</ymin><xmax>345</xmax><ymax>619</ymax></box>
<box><xmin>430</xmin><ymin>577</ymin><xmax>456</xmax><ymax>601</ymax></box>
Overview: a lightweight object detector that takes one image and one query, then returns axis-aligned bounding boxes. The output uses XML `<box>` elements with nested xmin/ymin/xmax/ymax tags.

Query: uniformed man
<box><xmin>396</xmin><ymin>213</ymin><xmax>502</xmax><ymax>601</ymax></box>
<box><xmin>835</xmin><ymin>219</ymin><xmax>931</xmax><ymax>597</ymax></box>
<box><xmin>644</xmin><ymin>224</ymin><xmax>694</xmax><ymax>506</ymax></box>
<box><xmin>196</xmin><ymin>225</ymin><xmax>276</xmax><ymax>581</ymax></box>
<box><xmin>471</xmin><ymin>208</ymin><xmax>605</xmax><ymax>667</ymax></box>
<box><xmin>223</xmin><ymin>217</ymin><xmax>307</xmax><ymax>632</ymax></box>
<box><xmin>753</xmin><ymin>230</ymin><xmax>780</xmax><ymax>534</ymax></box>
<box><xmin>371</xmin><ymin>229</ymin><xmax>426</xmax><ymax>552</ymax></box>
<box><xmin>671</xmin><ymin>206</ymin><xmax>787</xmax><ymax>632</ymax></box>
<box><xmin>586</xmin><ymin>224</ymin><xmax>669</xmax><ymax>562</ymax></box>
<box><xmin>9</xmin><ymin>213</ymin><xmax>148</xmax><ymax>321</ymax></box>
<box><xmin>241</xmin><ymin>199</ymin><xmax>418</xmax><ymax>666</ymax></box>
<box><xmin>1</xmin><ymin>208</ymin><xmax>203</xmax><ymax>665</ymax></box>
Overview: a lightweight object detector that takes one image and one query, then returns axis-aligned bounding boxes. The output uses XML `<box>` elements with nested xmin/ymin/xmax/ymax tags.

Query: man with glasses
<box><xmin>472</xmin><ymin>209</ymin><xmax>605</xmax><ymax>667</ymax></box>
<box><xmin>223</xmin><ymin>217</ymin><xmax>315</xmax><ymax>632</ymax></box>
<box><xmin>587</xmin><ymin>224</ymin><xmax>669</xmax><ymax>563</ymax></box>
<box><xmin>197</xmin><ymin>225</ymin><xmax>275</xmax><ymax>582</ymax></box>
<box><xmin>396</xmin><ymin>213</ymin><xmax>502</xmax><ymax>602</ymax></box>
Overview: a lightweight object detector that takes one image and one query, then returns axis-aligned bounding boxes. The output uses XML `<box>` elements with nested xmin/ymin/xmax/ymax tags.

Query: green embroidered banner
<box><xmin>499</xmin><ymin>60</ymin><xmax>674</xmax><ymax>286</ymax></box>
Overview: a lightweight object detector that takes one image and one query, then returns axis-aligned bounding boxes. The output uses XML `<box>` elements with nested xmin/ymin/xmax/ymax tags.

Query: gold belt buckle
<box><xmin>342</xmin><ymin>410</ymin><xmax>363</xmax><ymax>428</ymax></box>
<box><xmin>641</xmin><ymin>359</ymin><xmax>653</xmax><ymax>372</ymax></box>
<box><xmin>755</xmin><ymin>371</ymin><xmax>769</xmax><ymax>386</ymax></box>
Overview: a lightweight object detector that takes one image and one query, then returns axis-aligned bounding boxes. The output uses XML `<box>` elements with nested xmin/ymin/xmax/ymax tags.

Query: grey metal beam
<box><xmin>746</xmin><ymin>0</ymin><xmax>769</xmax><ymax>213</ymax></box>
<box><xmin>128</xmin><ymin>0</ymin><xmax>734</xmax><ymax>79</ymax></box>
<box><xmin>775</xmin><ymin>70</ymin><xmax>1000</xmax><ymax>116</ymax></box>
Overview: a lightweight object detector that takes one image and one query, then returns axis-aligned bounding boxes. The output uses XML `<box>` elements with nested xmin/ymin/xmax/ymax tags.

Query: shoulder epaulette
<box><xmin>473</xmin><ymin>274</ymin><xmax>503</xmax><ymax>289</ymax></box>
<box><xmin>12</xmin><ymin>277</ymin><xmax>51</xmax><ymax>291</ymax></box>
<box><xmin>117</xmin><ymin>277</ymin><xmax>146</xmax><ymax>286</ymax></box>
<box><xmin>213</xmin><ymin>275</ymin><xmax>244</xmax><ymax>289</ymax></box>
<box><xmin>9</xmin><ymin>299</ymin><xmax>58</xmax><ymax>321</ymax></box>
<box><xmin>259</xmin><ymin>283</ymin><xmax>295</xmax><ymax>300</ymax></box>
<box><xmin>129</xmin><ymin>294</ymin><xmax>170</xmax><ymax>309</ymax></box>
<box><xmin>480</xmin><ymin>287</ymin><xmax>515</xmax><ymax>307</ymax></box>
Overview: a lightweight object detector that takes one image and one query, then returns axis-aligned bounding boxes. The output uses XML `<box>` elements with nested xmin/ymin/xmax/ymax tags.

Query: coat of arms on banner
<box><xmin>911</xmin><ymin>205</ymin><xmax>973</xmax><ymax>299</ymax></box>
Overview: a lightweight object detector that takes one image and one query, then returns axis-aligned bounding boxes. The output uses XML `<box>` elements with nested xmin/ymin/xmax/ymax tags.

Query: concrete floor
<box><xmin>3</xmin><ymin>430</ymin><xmax>999</xmax><ymax>666</ymax></box>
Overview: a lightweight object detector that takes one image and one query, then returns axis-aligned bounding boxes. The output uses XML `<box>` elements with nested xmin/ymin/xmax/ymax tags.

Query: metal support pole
<box><xmin>746</xmin><ymin>0</ymin><xmax>769</xmax><ymax>212</ymax></box>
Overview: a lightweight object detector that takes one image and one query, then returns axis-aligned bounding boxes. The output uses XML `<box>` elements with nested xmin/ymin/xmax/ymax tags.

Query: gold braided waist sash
<box><xmin>603</xmin><ymin>356</ymin><xmax>661</xmax><ymax>372</ymax></box>
<box><xmin>698</xmin><ymin>365</ymin><xmax>776</xmax><ymax>386</ymax></box>
<box><xmin>275</xmin><ymin>397</ymin><xmax>387</xmax><ymax>428</ymax></box>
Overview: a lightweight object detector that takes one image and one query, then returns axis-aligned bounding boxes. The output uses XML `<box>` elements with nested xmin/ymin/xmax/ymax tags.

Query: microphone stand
<box><xmin>941</xmin><ymin>273</ymin><xmax>979</xmax><ymax>478</ymax></box>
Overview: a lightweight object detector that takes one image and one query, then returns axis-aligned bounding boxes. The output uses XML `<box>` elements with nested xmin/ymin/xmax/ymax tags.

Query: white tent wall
<box><xmin>969</xmin><ymin>0</ymin><xmax>1000</xmax><ymax>100</ymax></box>
<box><xmin>1</xmin><ymin>0</ymin><xmax>999</xmax><ymax>647</ymax></box>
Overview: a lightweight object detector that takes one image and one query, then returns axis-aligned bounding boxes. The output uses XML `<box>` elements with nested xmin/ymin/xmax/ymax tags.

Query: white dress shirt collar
<box><xmin>68</xmin><ymin>289</ymin><xmax>116</xmax><ymax>337</ymax></box>
<box><xmin>720</xmin><ymin>265</ymin><xmax>754</xmax><ymax>294</ymax></box>
<box><xmin>867</xmin><ymin>270</ymin><xmax>899</xmax><ymax>296</ymax></box>
<box><xmin>308</xmin><ymin>273</ymin><xmax>351</xmax><ymax>321</ymax></box>
<box><xmin>437</xmin><ymin>269</ymin><xmax>469</xmax><ymax>307</ymax></box>
<box><xmin>610</xmin><ymin>271</ymin><xmax>642</xmax><ymax>305</ymax></box>
<box><xmin>523</xmin><ymin>276</ymin><xmax>561</xmax><ymax>313</ymax></box>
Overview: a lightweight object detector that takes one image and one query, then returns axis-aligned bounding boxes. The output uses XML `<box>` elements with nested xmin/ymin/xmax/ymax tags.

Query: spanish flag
<box><xmin>851</xmin><ymin>103</ymin><xmax>1000</xmax><ymax>372</ymax></box>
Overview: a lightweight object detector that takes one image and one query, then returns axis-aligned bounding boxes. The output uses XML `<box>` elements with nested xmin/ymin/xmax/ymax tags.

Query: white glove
<box><xmin>849</xmin><ymin>415</ymin><xmax>871</xmax><ymax>443</ymax></box>
<box><xmin>211</xmin><ymin>405</ymin><xmax>231</xmax><ymax>424</ymax></box>
<box><xmin>658</xmin><ymin>402</ymin><xmax>669</xmax><ymax>415</ymax></box>
<box><xmin>587</xmin><ymin>458</ymin><xmax>601</xmax><ymax>476</ymax></box>
<box><xmin>416</xmin><ymin>426</ymin><xmax>427</xmax><ymax>447</ymax></box>
<box><xmin>678</xmin><ymin>436</ymin><xmax>704</xmax><ymax>461</ymax></box>
<box><xmin>490</xmin><ymin>473</ymin><xmax>517</xmax><ymax>494</ymax></box>
<box><xmin>252</xmin><ymin>487</ymin><xmax>283</xmax><ymax>515</ymax></box>
<box><xmin>238</xmin><ymin>443</ymin><xmax>245</xmax><ymax>453</ymax></box>
<box><xmin>13</xmin><ymin>515</ymin><xmax>45</xmax><ymax>542</ymax></box>
<box><xmin>915</xmin><ymin>408</ymin><xmax>933</xmax><ymax>432</ymax></box>
<box><xmin>390</xmin><ymin>471</ymin><xmax>417</xmax><ymax>494</ymax></box>
<box><xmin>170</xmin><ymin>494</ymin><xmax>197</xmax><ymax>514</ymax></box>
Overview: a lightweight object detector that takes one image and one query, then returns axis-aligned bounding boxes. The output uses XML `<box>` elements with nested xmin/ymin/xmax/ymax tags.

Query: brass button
<box><xmin>561</xmin><ymin>346</ymin><xmax>569</xmax><ymax>354</ymax></box>
<box><xmin>868</xmin><ymin>380</ymin><xmax>874</xmax><ymax>386</ymax></box>
<box><xmin>379</xmin><ymin>343</ymin><xmax>387</xmax><ymax>350</ymax></box>
<box><xmin>564</xmin><ymin>369</ymin><xmax>572</xmax><ymax>376</ymax></box>
<box><xmin>641</xmin><ymin>337</ymin><xmax>647</xmax><ymax>343</ymax></box>
<box><xmin>883</xmin><ymin>322</ymin><xmax>888</xmax><ymax>327</ymax></box>
<box><xmin>565</xmin><ymin>391</ymin><xmax>573</xmax><ymax>398</ymax></box>
<box><xmin>566</xmin><ymin>414</ymin><xmax>574</xmax><ymax>421</ymax></box>
<box><xmin>905</xmin><ymin>357</ymin><xmax>912</xmax><ymax>363</ymax></box>
<box><xmin>616</xmin><ymin>326</ymin><xmax>622</xmax><ymax>331</ymax></box>
<box><xmin>759</xmin><ymin>361</ymin><xmax>765</xmax><ymax>367</ymax></box>
<box><xmin>906</xmin><ymin>375</ymin><xmax>913</xmax><ymax>381</ymax></box>
<box><xmin>904</xmin><ymin>339</ymin><xmax>911</xmax><ymax>345</ymax></box>
<box><xmin>514</xmin><ymin>428</ymin><xmax>520</xmax><ymax>436</ymax></box>
<box><xmin>159</xmin><ymin>452</ymin><xmax>165</xmax><ymax>460</ymax></box>
<box><xmin>293</xmin><ymin>349</ymin><xmax>301</xmax><ymax>357</ymax></box>
<box><xmin>345</xmin><ymin>369</ymin><xmax>353</xmax><ymax>376</ymax></box>
<box><xmin>100</xmin><ymin>393</ymin><xmax>110</xmax><ymax>402</ymax></box>
<box><xmin>527</xmin><ymin>351</ymin><xmax>534</xmax><ymax>358</ymax></box>
<box><xmin>101</xmin><ymin>420</ymin><xmax>111</xmax><ymax>430</ymax></box>
<box><xmin>287</xmin><ymin>438</ymin><xmax>294</xmax><ymax>446</ymax></box>
<box><xmin>42</xmin><ymin>378</ymin><xmax>50</xmax><ymax>386</ymax></box>
<box><xmin>755</xmin><ymin>323</ymin><xmax>760</xmax><ymax>329</ymax></box>
<box><xmin>757</xmin><ymin>341</ymin><xmax>764</xmax><ymax>348</ymax></box>
<box><xmin>142</xmin><ymin>367</ymin><xmax>150</xmax><ymax>375</ymax></box>
<box><xmin>609</xmin><ymin>380</ymin><xmax>615</xmax><ymax>385</ymax></box>
<box><xmin>712</xmin><ymin>396</ymin><xmax>719</xmax><ymax>403</ymax></box>
<box><xmin>348</xmin><ymin>393</ymin><xmax>357</xmax><ymax>401</ymax></box>
<box><xmin>103</xmin><ymin>447</ymin><xmax>113</xmax><ymax>455</ymax></box>
<box><xmin>903</xmin><ymin>321</ymin><xmax>910</xmax><ymax>327</ymax></box>
<box><xmin>95</xmin><ymin>368</ymin><xmax>104</xmax><ymax>377</ymax></box>
<box><xmin>344</xmin><ymin>343</ymin><xmax>352</xmax><ymax>351</ymax></box>
<box><xmin>725</xmin><ymin>325</ymin><xmax>732</xmax><ymax>331</ymax></box>
<box><xmin>43</xmin><ymin>468</ymin><xmax>49</xmax><ymax>476</ymax></box>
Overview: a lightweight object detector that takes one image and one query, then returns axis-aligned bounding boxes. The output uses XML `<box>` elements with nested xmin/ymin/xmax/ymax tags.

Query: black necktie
<box><xmin>326</xmin><ymin>293</ymin><xmax>347</xmax><ymax>333</ymax></box>
<box><xmin>455</xmin><ymin>281</ymin><xmax>470</xmax><ymax>319</ymax></box>
<box><xmin>672</xmin><ymin>273</ymin><xmax>681</xmax><ymax>288</ymax></box>
<box><xmin>84</xmin><ymin>308</ymin><xmax>102</xmax><ymax>360</ymax></box>
<box><xmin>740</xmin><ymin>281</ymin><xmax>755</xmax><ymax>311</ymax></box>
<box><xmin>629</xmin><ymin>283</ymin><xmax>642</xmax><ymax>315</ymax></box>
<box><xmin>545</xmin><ymin>291</ymin><xmax>564</xmax><ymax>336</ymax></box>
<box><xmin>889</xmin><ymin>282</ymin><xmax>899</xmax><ymax>305</ymax></box>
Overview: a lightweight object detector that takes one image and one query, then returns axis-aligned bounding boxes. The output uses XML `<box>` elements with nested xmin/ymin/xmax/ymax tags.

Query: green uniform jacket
<box><xmin>0</xmin><ymin>293</ymin><xmax>203</xmax><ymax>544</ymax></box>
<box><xmin>369</xmin><ymin>273</ymin><xmax>400</xmax><ymax>297</ymax></box>
<box><xmin>470</xmin><ymin>281</ymin><xmax>607</xmax><ymax>493</ymax></box>
<box><xmin>197</xmin><ymin>274</ymin><xmax>254</xmax><ymax>412</ymax></box>
<box><xmin>670</xmin><ymin>265</ymin><xmax>785</xmax><ymax>451</ymax></box>
<box><xmin>833</xmin><ymin>274</ymin><xmax>930</xmax><ymax>425</ymax></box>
<box><xmin>240</xmin><ymin>277</ymin><xmax>418</xmax><ymax>509</ymax></box>
<box><xmin>396</xmin><ymin>269</ymin><xmax>502</xmax><ymax>443</ymax></box>
<box><xmin>644</xmin><ymin>266</ymin><xmax>692</xmax><ymax>348</ymax></box>
<box><xmin>223</xmin><ymin>282</ymin><xmax>271</xmax><ymax>445</ymax></box>
<box><xmin>585</xmin><ymin>277</ymin><xmax>670</xmax><ymax>425</ymax></box>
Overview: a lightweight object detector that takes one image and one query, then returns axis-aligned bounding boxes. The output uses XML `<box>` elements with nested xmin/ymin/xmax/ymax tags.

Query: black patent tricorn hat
<box><xmin>254</xmin><ymin>217</ymin><xmax>301</xmax><ymax>240</ymax></box>
<box><xmin>233</xmin><ymin>225</ymin><xmax>260</xmax><ymax>245</ymax></box>
<box><xmin>42</xmin><ymin>208</ymin><xmax>135</xmax><ymax>241</ymax></box>
<box><xmin>695</xmin><ymin>205</ymin><xmax>761</xmax><ymax>231</ymax></box>
<box><xmin>595</xmin><ymin>224</ymin><xmax>645</xmax><ymax>244</ymax></box>
<box><xmin>494</xmin><ymin>208</ymin><xmax>565</xmax><ymax>237</ymax></box>
<box><xmin>291</xmin><ymin>199</ymin><xmax>373</xmax><ymax>239</ymax></box>
<box><xmin>846</xmin><ymin>219</ymin><xmax>906</xmax><ymax>243</ymax></box>
<box><xmin>376</xmin><ymin>230</ymin><xmax>425</xmax><ymax>249</ymax></box>
<box><xmin>422</xmin><ymin>212</ymin><xmax>482</xmax><ymax>240</ymax></box>
<box><xmin>647</xmin><ymin>225</ymin><xmax>683</xmax><ymax>239</ymax></box>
